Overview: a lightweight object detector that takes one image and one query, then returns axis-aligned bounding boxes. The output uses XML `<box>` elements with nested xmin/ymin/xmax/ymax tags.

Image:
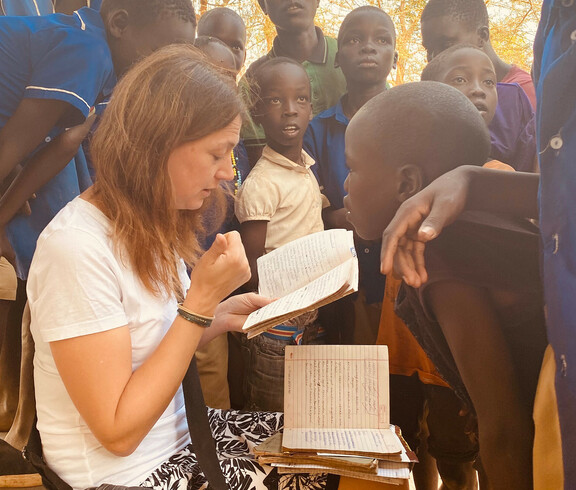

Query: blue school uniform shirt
<box><xmin>304</xmin><ymin>98</ymin><xmax>386</xmax><ymax>304</ymax></box>
<box><xmin>489</xmin><ymin>82</ymin><xmax>536</xmax><ymax>172</ymax></box>
<box><xmin>534</xmin><ymin>0</ymin><xmax>576</xmax><ymax>484</ymax></box>
<box><xmin>0</xmin><ymin>0</ymin><xmax>53</xmax><ymax>16</ymax></box>
<box><xmin>0</xmin><ymin>7</ymin><xmax>116</xmax><ymax>279</ymax></box>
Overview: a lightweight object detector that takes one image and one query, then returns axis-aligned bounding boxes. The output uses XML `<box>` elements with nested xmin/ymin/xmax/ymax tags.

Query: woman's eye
<box><xmin>297</xmin><ymin>96</ymin><xmax>309</xmax><ymax>103</ymax></box>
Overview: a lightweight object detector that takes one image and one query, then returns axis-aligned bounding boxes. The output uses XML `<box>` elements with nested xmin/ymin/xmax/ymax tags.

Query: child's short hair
<box><xmin>356</xmin><ymin>81</ymin><xmax>490</xmax><ymax>178</ymax></box>
<box><xmin>421</xmin><ymin>0</ymin><xmax>489</xmax><ymax>30</ymax></box>
<box><xmin>420</xmin><ymin>43</ymin><xmax>485</xmax><ymax>81</ymax></box>
<box><xmin>197</xmin><ymin>7</ymin><xmax>245</xmax><ymax>33</ymax></box>
<box><xmin>337</xmin><ymin>6</ymin><xmax>396</xmax><ymax>47</ymax></box>
<box><xmin>248</xmin><ymin>57</ymin><xmax>310</xmax><ymax>113</ymax></box>
<box><xmin>100</xmin><ymin>0</ymin><xmax>196</xmax><ymax>27</ymax></box>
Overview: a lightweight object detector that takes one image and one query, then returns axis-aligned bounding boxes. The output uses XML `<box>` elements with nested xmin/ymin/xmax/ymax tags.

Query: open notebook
<box><xmin>242</xmin><ymin>229</ymin><xmax>358</xmax><ymax>338</ymax></box>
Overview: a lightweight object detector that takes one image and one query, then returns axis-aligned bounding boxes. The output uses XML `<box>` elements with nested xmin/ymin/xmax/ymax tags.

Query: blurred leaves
<box><xmin>193</xmin><ymin>0</ymin><xmax>542</xmax><ymax>84</ymax></box>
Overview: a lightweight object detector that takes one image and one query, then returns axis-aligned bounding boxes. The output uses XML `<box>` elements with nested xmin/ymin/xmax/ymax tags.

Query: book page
<box><xmin>243</xmin><ymin>258</ymin><xmax>357</xmax><ymax>332</ymax></box>
<box><xmin>282</xmin><ymin>345</ymin><xmax>400</xmax><ymax>455</ymax></box>
<box><xmin>257</xmin><ymin>229</ymin><xmax>356</xmax><ymax>298</ymax></box>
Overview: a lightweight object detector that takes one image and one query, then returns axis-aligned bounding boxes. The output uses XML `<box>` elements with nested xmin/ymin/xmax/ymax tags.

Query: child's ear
<box><xmin>107</xmin><ymin>9</ymin><xmax>130</xmax><ymax>40</ymax></box>
<box><xmin>396</xmin><ymin>164</ymin><xmax>423</xmax><ymax>202</ymax></box>
<box><xmin>392</xmin><ymin>51</ymin><xmax>398</xmax><ymax>70</ymax></box>
<box><xmin>477</xmin><ymin>26</ymin><xmax>490</xmax><ymax>47</ymax></box>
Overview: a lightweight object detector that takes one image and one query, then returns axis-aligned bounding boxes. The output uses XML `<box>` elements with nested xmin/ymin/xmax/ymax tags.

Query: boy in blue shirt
<box><xmin>303</xmin><ymin>6</ymin><xmax>395</xmax><ymax>345</ymax></box>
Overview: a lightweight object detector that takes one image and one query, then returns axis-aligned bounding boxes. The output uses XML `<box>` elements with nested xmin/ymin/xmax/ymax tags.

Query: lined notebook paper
<box><xmin>283</xmin><ymin>345</ymin><xmax>402</xmax><ymax>457</ymax></box>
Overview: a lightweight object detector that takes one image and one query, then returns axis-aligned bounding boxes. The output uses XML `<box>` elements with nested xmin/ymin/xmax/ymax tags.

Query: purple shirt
<box><xmin>489</xmin><ymin>82</ymin><xmax>536</xmax><ymax>172</ymax></box>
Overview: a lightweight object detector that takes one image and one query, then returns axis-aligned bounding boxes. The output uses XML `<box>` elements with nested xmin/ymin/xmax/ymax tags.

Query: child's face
<box><xmin>336</xmin><ymin>12</ymin><xmax>397</xmax><ymax>87</ymax></box>
<box><xmin>199</xmin><ymin>42</ymin><xmax>238</xmax><ymax>78</ymax></box>
<box><xmin>199</xmin><ymin>16</ymin><xmax>246</xmax><ymax>74</ymax></box>
<box><xmin>259</xmin><ymin>0</ymin><xmax>320</xmax><ymax>33</ymax></box>
<box><xmin>111</xmin><ymin>15</ymin><xmax>196</xmax><ymax>75</ymax></box>
<box><xmin>436</xmin><ymin>48</ymin><xmax>497</xmax><ymax>125</ymax></box>
<box><xmin>421</xmin><ymin>15</ymin><xmax>483</xmax><ymax>61</ymax></box>
<box><xmin>343</xmin><ymin>119</ymin><xmax>399</xmax><ymax>241</ymax></box>
<box><xmin>255</xmin><ymin>63</ymin><xmax>312</xmax><ymax>155</ymax></box>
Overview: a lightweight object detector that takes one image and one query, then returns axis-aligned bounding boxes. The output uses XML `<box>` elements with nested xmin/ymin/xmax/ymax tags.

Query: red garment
<box><xmin>502</xmin><ymin>65</ymin><xmax>537</xmax><ymax>109</ymax></box>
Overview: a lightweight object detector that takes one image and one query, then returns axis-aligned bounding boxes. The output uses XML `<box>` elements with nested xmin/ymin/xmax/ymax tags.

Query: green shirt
<box><xmin>240</xmin><ymin>29</ymin><xmax>347</xmax><ymax>148</ymax></box>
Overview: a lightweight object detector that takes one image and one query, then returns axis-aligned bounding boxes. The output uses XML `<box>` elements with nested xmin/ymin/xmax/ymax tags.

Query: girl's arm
<box><xmin>50</xmin><ymin>232</ymin><xmax>265</xmax><ymax>457</ymax></box>
<box><xmin>239</xmin><ymin>220</ymin><xmax>268</xmax><ymax>292</ymax></box>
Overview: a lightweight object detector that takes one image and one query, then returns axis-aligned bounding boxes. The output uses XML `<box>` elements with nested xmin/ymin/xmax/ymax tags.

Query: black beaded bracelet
<box><xmin>176</xmin><ymin>304</ymin><xmax>213</xmax><ymax>328</ymax></box>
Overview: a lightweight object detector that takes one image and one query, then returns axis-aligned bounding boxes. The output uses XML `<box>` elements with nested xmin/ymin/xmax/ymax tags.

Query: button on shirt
<box><xmin>235</xmin><ymin>146</ymin><xmax>325</xmax><ymax>253</ymax></box>
<box><xmin>0</xmin><ymin>8</ymin><xmax>116</xmax><ymax>278</ymax></box>
<box><xmin>533</xmin><ymin>0</ymin><xmax>576</xmax><ymax>483</ymax></box>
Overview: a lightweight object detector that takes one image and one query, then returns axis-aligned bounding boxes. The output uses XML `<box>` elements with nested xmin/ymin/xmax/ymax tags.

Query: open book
<box><xmin>283</xmin><ymin>345</ymin><xmax>403</xmax><ymax>458</ymax></box>
<box><xmin>242</xmin><ymin>229</ymin><xmax>358</xmax><ymax>338</ymax></box>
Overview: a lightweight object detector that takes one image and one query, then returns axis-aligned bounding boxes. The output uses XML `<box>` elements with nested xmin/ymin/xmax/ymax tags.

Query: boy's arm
<box><xmin>239</xmin><ymin>220</ymin><xmax>268</xmax><ymax>292</ymax></box>
<box><xmin>0</xmin><ymin>114</ymin><xmax>95</xmax><ymax>227</ymax></box>
<box><xmin>380</xmin><ymin>166</ymin><xmax>539</xmax><ymax>287</ymax></box>
<box><xmin>0</xmin><ymin>98</ymin><xmax>73</xmax><ymax>185</ymax></box>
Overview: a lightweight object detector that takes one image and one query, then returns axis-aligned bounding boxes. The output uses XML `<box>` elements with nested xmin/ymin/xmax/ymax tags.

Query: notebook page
<box><xmin>284</xmin><ymin>345</ymin><xmax>390</xmax><ymax>429</ymax></box>
<box><xmin>257</xmin><ymin>229</ymin><xmax>356</xmax><ymax>298</ymax></box>
<box><xmin>243</xmin><ymin>258</ymin><xmax>356</xmax><ymax>332</ymax></box>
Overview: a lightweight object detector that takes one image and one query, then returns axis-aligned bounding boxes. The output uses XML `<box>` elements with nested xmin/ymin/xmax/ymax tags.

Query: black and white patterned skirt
<box><xmin>140</xmin><ymin>409</ymin><xmax>329</xmax><ymax>490</ymax></box>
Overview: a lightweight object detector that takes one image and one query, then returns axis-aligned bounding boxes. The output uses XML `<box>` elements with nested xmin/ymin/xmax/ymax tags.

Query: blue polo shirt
<box><xmin>0</xmin><ymin>0</ymin><xmax>53</xmax><ymax>16</ymax></box>
<box><xmin>534</xmin><ymin>0</ymin><xmax>576</xmax><ymax>484</ymax></box>
<box><xmin>0</xmin><ymin>7</ymin><xmax>116</xmax><ymax>278</ymax></box>
<box><xmin>304</xmin><ymin>98</ymin><xmax>386</xmax><ymax>304</ymax></box>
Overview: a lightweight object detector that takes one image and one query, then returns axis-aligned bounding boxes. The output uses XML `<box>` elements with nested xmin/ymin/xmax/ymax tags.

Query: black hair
<box><xmin>421</xmin><ymin>0</ymin><xmax>489</xmax><ymax>30</ymax></box>
<box><xmin>197</xmin><ymin>7</ymin><xmax>246</xmax><ymax>34</ymax></box>
<box><xmin>248</xmin><ymin>57</ymin><xmax>310</xmax><ymax>113</ymax></box>
<box><xmin>337</xmin><ymin>6</ymin><xmax>396</xmax><ymax>47</ymax></box>
<box><xmin>100</xmin><ymin>0</ymin><xmax>196</xmax><ymax>27</ymax></box>
<box><xmin>353</xmin><ymin>81</ymin><xmax>490</xmax><ymax>182</ymax></box>
<box><xmin>421</xmin><ymin>43</ymin><xmax>486</xmax><ymax>81</ymax></box>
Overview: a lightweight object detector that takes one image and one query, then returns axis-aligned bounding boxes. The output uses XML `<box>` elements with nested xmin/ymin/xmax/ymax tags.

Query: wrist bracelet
<box><xmin>177</xmin><ymin>303</ymin><xmax>214</xmax><ymax>328</ymax></box>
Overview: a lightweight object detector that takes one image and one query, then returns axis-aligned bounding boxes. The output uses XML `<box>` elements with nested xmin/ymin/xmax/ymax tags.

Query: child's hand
<box><xmin>186</xmin><ymin>231</ymin><xmax>251</xmax><ymax>315</ymax></box>
<box><xmin>380</xmin><ymin>167</ymin><xmax>470</xmax><ymax>287</ymax></box>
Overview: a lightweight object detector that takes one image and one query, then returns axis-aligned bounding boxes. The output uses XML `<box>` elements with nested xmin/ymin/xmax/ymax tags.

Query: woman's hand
<box><xmin>187</xmin><ymin>231</ymin><xmax>251</xmax><ymax>315</ymax></box>
<box><xmin>381</xmin><ymin>167</ymin><xmax>471</xmax><ymax>287</ymax></box>
<box><xmin>212</xmin><ymin>292</ymin><xmax>273</xmax><ymax>334</ymax></box>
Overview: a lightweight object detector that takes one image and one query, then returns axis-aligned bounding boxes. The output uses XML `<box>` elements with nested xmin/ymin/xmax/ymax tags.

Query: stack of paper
<box><xmin>254</xmin><ymin>345</ymin><xmax>416</xmax><ymax>485</ymax></box>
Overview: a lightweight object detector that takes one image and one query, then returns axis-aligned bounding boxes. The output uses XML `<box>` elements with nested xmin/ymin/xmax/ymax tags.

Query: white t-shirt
<box><xmin>28</xmin><ymin>197</ymin><xmax>190</xmax><ymax>490</ymax></box>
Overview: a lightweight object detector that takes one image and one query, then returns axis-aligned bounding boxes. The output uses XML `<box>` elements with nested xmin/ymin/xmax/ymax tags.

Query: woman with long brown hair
<box><xmin>25</xmin><ymin>44</ymin><xmax>289</xmax><ymax>490</ymax></box>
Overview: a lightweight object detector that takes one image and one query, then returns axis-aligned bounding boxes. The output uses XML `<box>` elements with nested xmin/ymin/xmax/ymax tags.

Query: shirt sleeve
<box><xmin>28</xmin><ymin>227</ymin><xmax>128</xmax><ymax>343</ymax></box>
<box><xmin>25</xmin><ymin>27</ymin><xmax>113</xmax><ymax>118</ymax></box>
<box><xmin>234</xmin><ymin>168</ymin><xmax>280</xmax><ymax>223</ymax></box>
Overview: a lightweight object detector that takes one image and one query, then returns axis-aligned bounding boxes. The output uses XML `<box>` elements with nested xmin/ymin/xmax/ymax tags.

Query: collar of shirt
<box><xmin>270</xmin><ymin>26</ymin><xmax>327</xmax><ymax>64</ymax></box>
<box><xmin>262</xmin><ymin>145</ymin><xmax>315</xmax><ymax>172</ymax></box>
<box><xmin>316</xmin><ymin>97</ymin><xmax>350</xmax><ymax>126</ymax></box>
